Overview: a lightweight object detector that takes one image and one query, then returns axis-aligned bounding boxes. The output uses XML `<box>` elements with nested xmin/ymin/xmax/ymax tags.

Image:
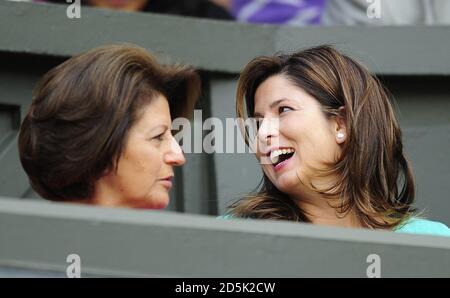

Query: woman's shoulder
<box><xmin>217</xmin><ymin>214</ymin><xmax>235</xmax><ymax>220</ymax></box>
<box><xmin>394</xmin><ymin>217</ymin><xmax>450</xmax><ymax>237</ymax></box>
<box><xmin>219</xmin><ymin>214</ymin><xmax>450</xmax><ymax>237</ymax></box>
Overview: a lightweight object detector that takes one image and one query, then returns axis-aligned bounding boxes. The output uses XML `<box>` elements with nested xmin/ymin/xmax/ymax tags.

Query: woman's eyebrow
<box><xmin>270</xmin><ymin>98</ymin><xmax>290</xmax><ymax>109</ymax></box>
<box><xmin>254</xmin><ymin>98</ymin><xmax>290</xmax><ymax>117</ymax></box>
<box><xmin>149</xmin><ymin>124</ymin><xmax>169</xmax><ymax>134</ymax></box>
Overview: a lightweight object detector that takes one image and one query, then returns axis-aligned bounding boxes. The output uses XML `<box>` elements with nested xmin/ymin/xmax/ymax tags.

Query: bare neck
<box><xmin>291</xmin><ymin>189</ymin><xmax>362</xmax><ymax>228</ymax></box>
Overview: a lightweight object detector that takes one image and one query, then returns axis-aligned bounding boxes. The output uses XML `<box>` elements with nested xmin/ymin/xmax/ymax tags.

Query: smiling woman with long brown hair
<box><xmin>226</xmin><ymin>45</ymin><xmax>449</xmax><ymax>236</ymax></box>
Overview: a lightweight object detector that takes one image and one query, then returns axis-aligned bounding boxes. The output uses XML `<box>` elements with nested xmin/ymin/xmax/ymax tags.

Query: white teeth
<box><xmin>269</xmin><ymin>148</ymin><xmax>295</xmax><ymax>164</ymax></box>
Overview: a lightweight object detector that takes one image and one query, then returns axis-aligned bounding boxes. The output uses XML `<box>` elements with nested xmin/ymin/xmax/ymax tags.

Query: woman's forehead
<box><xmin>254</xmin><ymin>76</ymin><xmax>311</xmax><ymax>112</ymax></box>
<box><xmin>134</xmin><ymin>95</ymin><xmax>171</xmax><ymax>129</ymax></box>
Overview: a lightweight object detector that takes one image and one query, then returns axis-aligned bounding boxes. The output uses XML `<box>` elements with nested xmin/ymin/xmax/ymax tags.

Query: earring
<box><xmin>337</xmin><ymin>132</ymin><xmax>345</xmax><ymax>139</ymax></box>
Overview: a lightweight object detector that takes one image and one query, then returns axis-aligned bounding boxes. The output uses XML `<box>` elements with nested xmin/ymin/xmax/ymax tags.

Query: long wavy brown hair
<box><xmin>228</xmin><ymin>45</ymin><xmax>416</xmax><ymax>230</ymax></box>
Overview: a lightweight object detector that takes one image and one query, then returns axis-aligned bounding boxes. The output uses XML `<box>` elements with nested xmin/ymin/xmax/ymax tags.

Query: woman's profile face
<box><xmin>94</xmin><ymin>94</ymin><xmax>185</xmax><ymax>209</ymax></box>
<box><xmin>253</xmin><ymin>75</ymin><xmax>345</xmax><ymax>195</ymax></box>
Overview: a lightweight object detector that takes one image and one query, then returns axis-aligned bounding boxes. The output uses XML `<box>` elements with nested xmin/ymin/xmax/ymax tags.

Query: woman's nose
<box><xmin>258</xmin><ymin>117</ymin><xmax>279</xmax><ymax>144</ymax></box>
<box><xmin>165</xmin><ymin>136</ymin><xmax>186</xmax><ymax>166</ymax></box>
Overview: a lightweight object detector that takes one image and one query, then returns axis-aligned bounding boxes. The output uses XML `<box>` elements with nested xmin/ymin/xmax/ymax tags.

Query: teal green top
<box><xmin>219</xmin><ymin>215</ymin><xmax>450</xmax><ymax>237</ymax></box>
<box><xmin>394</xmin><ymin>218</ymin><xmax>450</xmax><ymax>237</ymax></box>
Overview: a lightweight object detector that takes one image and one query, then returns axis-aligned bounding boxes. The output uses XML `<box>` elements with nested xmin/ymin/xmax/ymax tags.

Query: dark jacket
<box><xmin>46</xmin><ymin>0</ymin><xmax>233</xmax><ymax>20</ymax></box>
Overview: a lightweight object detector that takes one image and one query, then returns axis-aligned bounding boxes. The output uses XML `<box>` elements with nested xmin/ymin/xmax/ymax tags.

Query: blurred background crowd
<box><xmin>7</xmin><ymin>0</ymin><xmax>450</xmax><ymax>25</ymax></box>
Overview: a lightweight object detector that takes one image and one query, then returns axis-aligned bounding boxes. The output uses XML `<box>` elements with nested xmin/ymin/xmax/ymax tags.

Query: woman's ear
<box><xmin>334</xmin><ymin>107</ymin><xmax>347</xmax><ymax>144</ymax></box>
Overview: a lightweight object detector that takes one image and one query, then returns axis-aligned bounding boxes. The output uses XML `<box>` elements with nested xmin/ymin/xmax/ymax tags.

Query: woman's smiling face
<box><xmin>253</xmin><ymin>75</ymin><xmax>345</xmax><ymax>195</ymax></box>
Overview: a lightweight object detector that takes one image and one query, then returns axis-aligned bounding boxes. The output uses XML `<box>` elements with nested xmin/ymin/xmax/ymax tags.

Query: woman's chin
<box><xmin>133</xmin><ymin>196</ymin><xmax>169</xmax><ymax>210</ymax></box>
<box><xmin>273</xmin><ymin>173</ymin><xmax>299</xmax><ymax>193</ymax></box>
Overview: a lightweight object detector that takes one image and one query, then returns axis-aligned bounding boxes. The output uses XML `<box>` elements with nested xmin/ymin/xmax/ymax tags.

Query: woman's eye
<box><xmin>153</xmin><ymin>133</ymin><xmax>165</xmax><ymax>142</ymax></box>
<box><xmin>279</xmin><ymin>106</ymin><xmax>293</xmax><ymax>114</ymax></box>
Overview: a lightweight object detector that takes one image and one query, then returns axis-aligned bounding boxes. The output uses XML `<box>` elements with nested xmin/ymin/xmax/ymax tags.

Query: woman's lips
<box><xmin>159</xmin><ymin>176</ymin><xmax>173</xmax><ymax>189</ymax></box>
<box><xmin>273</xmin><ymin>153</ymin><xmax>294</xmax><ymax>172</ymax></box>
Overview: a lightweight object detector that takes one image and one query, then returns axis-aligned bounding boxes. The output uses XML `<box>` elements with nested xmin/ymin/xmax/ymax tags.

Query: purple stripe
<box><xmin>247</xmin><ymin>3</ymin><xmax>301</xmax><ymax>23</ymax></box>
<box><xmin>232</xmin><ymin>0</ymin><xmax>326</xmax><ymax>25</ymax></box>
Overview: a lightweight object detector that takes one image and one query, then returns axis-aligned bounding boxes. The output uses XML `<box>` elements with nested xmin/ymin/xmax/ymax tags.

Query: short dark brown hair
<box><xmin>18</xmin><ymin>44</ymin><xmax>200</xmax><ymax>201</ymax></box>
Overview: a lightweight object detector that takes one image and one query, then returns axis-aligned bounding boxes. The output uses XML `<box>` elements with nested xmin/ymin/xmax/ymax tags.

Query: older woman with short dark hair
<box><xmin>19</xmin><ymin>44</ymin><xmax>200</xmax><ymax>209</ymax></box>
